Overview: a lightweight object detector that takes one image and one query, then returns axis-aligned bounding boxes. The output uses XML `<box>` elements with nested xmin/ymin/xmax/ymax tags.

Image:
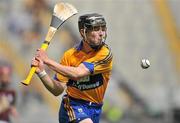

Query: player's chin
<box><xmin>95</xmin><ymin>39</ymin><xmax>103</xmax><ymax>44</ymax></box>
<box><xmin>93</xmin><ymin>42</ymin><xmax>101</xmax><ymax>47</ymax></box>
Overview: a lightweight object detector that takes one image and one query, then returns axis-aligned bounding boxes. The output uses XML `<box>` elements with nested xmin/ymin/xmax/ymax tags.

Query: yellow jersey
<box><xmin>54</xmin><ymin>41</ymin><xmax>113</xmax><ymax>104</ymax></box>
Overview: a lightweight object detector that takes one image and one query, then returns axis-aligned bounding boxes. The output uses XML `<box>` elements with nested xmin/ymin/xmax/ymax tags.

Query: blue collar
<box><xmin>76</xmin><ymin>41</ymin><xmax>83</xmax><ymax>51</ymax></box>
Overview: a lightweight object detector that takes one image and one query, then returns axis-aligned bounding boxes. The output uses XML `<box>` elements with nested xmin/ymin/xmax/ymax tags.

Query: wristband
<box><xmin>37</xmin><ymin>70</ymin><xmax>47</xmax><ymax>78</ymax></box>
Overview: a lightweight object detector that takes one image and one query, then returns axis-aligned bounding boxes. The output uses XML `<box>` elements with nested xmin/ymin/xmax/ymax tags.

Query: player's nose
<box><xmin>98</xmin><ymin>29</ymin><xmax>104</xmax><ymax>36</ymax></box>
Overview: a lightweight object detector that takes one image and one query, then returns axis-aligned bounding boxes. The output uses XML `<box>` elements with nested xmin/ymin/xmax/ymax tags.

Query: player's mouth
<box><xmin>99</xmin><ymin>38</ymin><xmax>103</xmax><ymax>42</ymax></box>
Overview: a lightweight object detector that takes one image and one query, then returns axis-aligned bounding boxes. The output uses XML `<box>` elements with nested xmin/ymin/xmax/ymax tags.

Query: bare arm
<box><xmin>31</xmin><ymin>57</ymin><xmax>66</xmax><ymax>96</ymax></box>
<box><xmin>45</xmin><ymin>58</ymin><xmax>90</xmax><ymax>79</ymax></box>
<box><xmin>35</xmin><ymin>49</ymin><xmax>90</xmax><ymax>79</ymax></box>
<box><xmin>39</xmin><ymin>74</ymin><xmax>66</xmax><ymax>96</ymax></box>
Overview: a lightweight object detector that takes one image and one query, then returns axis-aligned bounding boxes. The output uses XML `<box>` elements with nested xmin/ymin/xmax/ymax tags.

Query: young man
<box><xmin>31</xmin><ymin>13</ymin><xmax>113</xmax><ymax>123</ymax></box>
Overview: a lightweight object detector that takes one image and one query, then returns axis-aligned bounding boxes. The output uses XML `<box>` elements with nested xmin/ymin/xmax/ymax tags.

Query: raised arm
<box><xmin>35</xmin><ymin>49</ymin><xmax>91</xmax><ymax>79</ymax></box>
<box><xmin>45</xmin><ymin>59</ymin><xmax>90</xmax><ymax>79</ymax></box>
<box><xmin>31</xmin><ymin>57</ymin><xmax>66</xmax><ymax>96</ymax></box>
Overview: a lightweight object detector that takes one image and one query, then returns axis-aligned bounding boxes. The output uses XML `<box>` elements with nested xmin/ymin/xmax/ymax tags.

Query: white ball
<box><xmin>141</xmin><ymin>59</ymin><xmax>150</xmax><ymax>69</ymax></box>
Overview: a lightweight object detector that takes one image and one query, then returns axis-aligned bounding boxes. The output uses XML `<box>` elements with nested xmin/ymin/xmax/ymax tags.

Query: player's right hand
<box><xmin>31</xmin><ymin>57</ymin><xmax>45</xmax><ymax>74</ymax></box>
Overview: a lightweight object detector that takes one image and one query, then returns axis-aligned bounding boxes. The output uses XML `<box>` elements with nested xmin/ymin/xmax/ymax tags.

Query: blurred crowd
<box><xmin>0</xmin><ymin>61</ymin><xmax>18</xmax><ymax>123</ymax></box>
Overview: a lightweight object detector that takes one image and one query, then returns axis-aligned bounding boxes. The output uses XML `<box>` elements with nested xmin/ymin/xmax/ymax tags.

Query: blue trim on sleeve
<box><xmin>82</xmin><ymin>62</ymin><xmax>94</xmax><ymax>74</ymax></box>
<box><xmin>53</xmin><ymin>74</ymin><xmax>59</xmax><ymax>81</ymax></box>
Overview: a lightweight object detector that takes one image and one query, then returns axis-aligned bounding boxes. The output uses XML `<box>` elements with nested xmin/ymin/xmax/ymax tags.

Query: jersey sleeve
<box><xmin>83</xmin><ymin>46</ymin><xmax>113</xmax><ymax>75</ymax></box>
<box><xmin>53</xmin><ymin>52</ymin><xmax>69</xmax><ymax>83</ymax></box>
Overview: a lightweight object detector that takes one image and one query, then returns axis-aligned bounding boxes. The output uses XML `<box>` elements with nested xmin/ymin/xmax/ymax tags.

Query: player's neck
<box><xmin>82</xmin><ymin>41</ymin><xmax>94</xmax><ymax>53</ymax></box>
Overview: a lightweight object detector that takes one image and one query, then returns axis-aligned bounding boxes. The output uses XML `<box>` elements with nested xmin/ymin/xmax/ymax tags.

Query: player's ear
<box><xmin>80</xmin><ymin>29</ymin><xmax>85</xmax><ymax>37</ymax></box>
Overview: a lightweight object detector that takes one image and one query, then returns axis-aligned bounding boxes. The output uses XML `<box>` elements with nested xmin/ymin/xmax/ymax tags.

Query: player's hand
<box><xmin>31</xmin><ymin>57</ymin><xmax>45</xmax><ymax>74</ymax></box>
<box><xmin>35</xmin><ymin>49</ymin><xmax>49</xmax><ymax>63</ymax></box>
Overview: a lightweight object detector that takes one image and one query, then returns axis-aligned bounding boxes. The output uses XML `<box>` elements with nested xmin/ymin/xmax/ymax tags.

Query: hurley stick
<box><xmin>21</xmin><ymin>2</ymin><xmax>78</xmax><ymax>85</ymax></box>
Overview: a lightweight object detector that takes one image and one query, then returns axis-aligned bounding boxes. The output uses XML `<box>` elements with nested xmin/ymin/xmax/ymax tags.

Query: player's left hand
<box><xmin>31</xmin><ymin>57</ymin><xmax>45</xmax><ymax>73</ymax></box>
<box><xmin>35</xmin><ymin>49</ymin><xmax>49</xmax><ymax>63</ymax></box>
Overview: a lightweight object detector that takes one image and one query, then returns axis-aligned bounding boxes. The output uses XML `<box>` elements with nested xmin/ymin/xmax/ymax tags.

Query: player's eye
<box><xmin>93</xmin><ymin>26</ymin><xmax>100</xmax><ymax>31</ymax></box>
<box><xmin>101</xmin><ymin>25</ymin><xmax>107</xmax><ymax>31</ymax></box>
<box><xmin>93</xmin><ymin>26</ymin><xmax>106</xmax><ymax>31</ymax></box>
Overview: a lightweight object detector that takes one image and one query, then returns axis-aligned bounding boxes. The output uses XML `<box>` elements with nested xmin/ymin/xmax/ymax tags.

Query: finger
<box><xmin>35</xmin><ymin>51</ymin><xmax>43</xmax><ymax>57</ymax></box>
<box><xmin>31</xmin><ymin>60</ymin><xmax>38</xmax><ymax>67</ymax></box>
<box><xmin>32</xmin><ymin>58</ymin><xmax>38</xmax><ymax>63</ymax></box>
<box><xmin>35</xmin><ymin>57</ymin><xmax>44</xmax><ymax>64</ymax></box>
<box><xmin>35</xmin><ymin>51</ymin><xmax>41</xmax><ymax>56</ymax></box>
<box><xmin>35</xmin><ymin>54</ymin><xmax>40</xmax><ymax>58</ymax></box>
<box><xmin>32</xmin><ymin>57</ymin><xmax>35</xmax><ymax>60</ymax></box>
<box><xmin>37</xmin><ymin>48</ymin><xmax>44</xmax><ymax>52</ymax></box>
<box><xmin>37</xmin><ymin>48</ymin><xmax>41</xmax><ymax>51</ymax></box>
<box><xmin>39</xmin><ymin>58</ymin><xmax>44</xmax><ymax>64</ymax></box>
<box><xmin>35</xmin><ymin>57</ymin><xmax>41</xmax><ymax>61</ymax></box>
<box><xmin>39</xmin><ymin>48</ymin><xmax>45</xmax><ymax>52</ymax></box>
<box><xmin>32</xmin><ymin>57</ymin><xmax>37</xmax><ymax>64</ymax></box>
<box><xmin>35</xmin><ymin>51</ymin><xmax>39</xmax><ymax>56</ymax></box>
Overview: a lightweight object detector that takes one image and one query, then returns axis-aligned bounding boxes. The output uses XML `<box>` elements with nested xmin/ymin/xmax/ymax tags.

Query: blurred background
<box><xmin>0</xmin><ymin>0</ymin><xmax>180</xmax><ymax>123</ymax></box>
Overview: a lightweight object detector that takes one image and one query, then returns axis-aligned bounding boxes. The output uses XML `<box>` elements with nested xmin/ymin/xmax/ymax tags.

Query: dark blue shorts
<box><xmin>59</xmin><ymin>95</ymin><xmax>103</xmax><ymax>123</ymax></box>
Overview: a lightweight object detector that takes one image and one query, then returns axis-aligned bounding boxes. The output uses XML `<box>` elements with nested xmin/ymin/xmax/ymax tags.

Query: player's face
<box><xmin>86</xmin><ymin>25</ymin><xmax>107</xmax><ymax>46</ymax></box>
